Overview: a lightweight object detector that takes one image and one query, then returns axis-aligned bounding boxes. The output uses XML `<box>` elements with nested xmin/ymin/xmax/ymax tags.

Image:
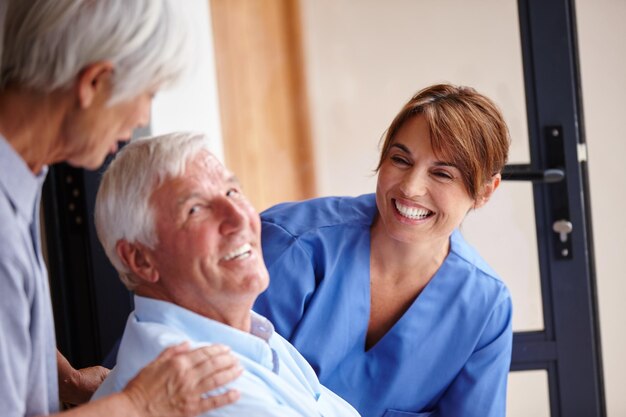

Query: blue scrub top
<box><xmin>253</xmin><ymin>194</ymin><xmax>512</xmax><ymax>417</ymax></box>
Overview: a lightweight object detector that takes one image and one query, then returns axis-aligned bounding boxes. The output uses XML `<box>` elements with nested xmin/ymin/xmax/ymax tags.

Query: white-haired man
<box><xmin>92</xmin><ymin>132</ymin><xmax>361</xmax><ymax>417</ymax></box>
<box><xmin>0</xmin><ymin>1</ymin><xmax>239</xmax><ymax>416</ymax></box>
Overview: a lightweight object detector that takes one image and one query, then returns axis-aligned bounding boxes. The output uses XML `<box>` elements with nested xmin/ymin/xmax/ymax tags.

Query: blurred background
<box><xmin>43</xmin><ymin>1</ymin><xmax>625</xmax><ymax>416</ymax></box>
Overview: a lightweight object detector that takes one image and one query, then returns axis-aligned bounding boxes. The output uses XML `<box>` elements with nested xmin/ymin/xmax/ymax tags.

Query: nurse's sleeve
<box><xmin>254</xmin><ymin>220</ymin><xmax>317</xmax><ymax>341</ymax></box>
<box><xmin>438</xmin><ymin>293</ymin><xmax>513</xmax><ymax>417</ymax></box>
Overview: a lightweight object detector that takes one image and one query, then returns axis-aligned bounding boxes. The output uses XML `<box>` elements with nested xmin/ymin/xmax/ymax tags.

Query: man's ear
<box><xmin>116</xmin><ymin>240</ymin><xmax>160</xmax><ymax>283</ymax></box>
<box><xmin>474</xmin><ymin>173</ymin><xmax>501</xmax><ymax>209</ymax></box>
<box><xmin>76</xmin><ymin>61</ymin><xmax>114</xmax><ymax>108</ymax></box>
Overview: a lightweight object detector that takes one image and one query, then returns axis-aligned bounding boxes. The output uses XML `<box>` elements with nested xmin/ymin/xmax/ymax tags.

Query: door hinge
<box><xmin>577</xmin><ymin>142</ymin><xmax>588</xmax><ymax>163</ymax></box>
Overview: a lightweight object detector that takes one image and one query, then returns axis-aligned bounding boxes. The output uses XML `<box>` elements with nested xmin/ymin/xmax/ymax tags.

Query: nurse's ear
<box><xmin>473</xmin><ymin>173</ymin><xmax>501</xmax><ymax>209</ymax></box>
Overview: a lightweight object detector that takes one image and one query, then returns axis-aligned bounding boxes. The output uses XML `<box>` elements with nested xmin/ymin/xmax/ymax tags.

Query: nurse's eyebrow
<box><xmin>390</xmin><ymin>143</ymin><xmax>412</xmax><ymax>155</ymax></box>
<box><xmin>390</xmin><ymin>142</ymin><xmax>457</xmax><ymax>168</ymax></box>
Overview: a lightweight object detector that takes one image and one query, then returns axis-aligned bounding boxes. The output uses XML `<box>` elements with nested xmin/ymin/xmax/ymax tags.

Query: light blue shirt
<box><xmin>94</xmin><ymin>296</ymin><xmax>360</xmax><ymax>417</ymax></box>
<box><xmin>0</xmin><ymin>136</ymin><xmax>59</xmax><ymax>416</ymax></box>
<box><xmin>254</xmin><ymin>194</ymin><xmax>513</xmax><ymax>417</ymax></box>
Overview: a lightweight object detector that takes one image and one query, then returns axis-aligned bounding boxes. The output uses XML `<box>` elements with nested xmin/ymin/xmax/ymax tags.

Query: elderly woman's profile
<box><xmin>0</xmin><ymin>1</ymin><xmax>239</xmax><ymax>416</ymax></box>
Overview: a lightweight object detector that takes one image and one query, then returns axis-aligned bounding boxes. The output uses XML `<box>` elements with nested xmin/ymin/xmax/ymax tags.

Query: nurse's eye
<box><xmin>390</xmin><ymin>155</ymin><xmax>411</xmax><ymax>167</ymax></box>
<box><xmin>433</xmin><ymin>170</ymin><xmax>453</xmax><ymax>180</ymax></box>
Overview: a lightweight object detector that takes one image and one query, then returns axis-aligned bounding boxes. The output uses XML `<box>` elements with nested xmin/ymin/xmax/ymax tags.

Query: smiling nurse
<box><xmin>254</xmin><ymin>84</ymin><xmax>513</xmax><ymax>417</ymax></box>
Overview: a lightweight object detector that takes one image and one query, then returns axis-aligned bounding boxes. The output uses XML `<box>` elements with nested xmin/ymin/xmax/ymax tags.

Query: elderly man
<box><xmin>0</xmin><ymin>1</ymin><xmax>238</xmax><ymax>415</ymax></box>
<box><xmin>92</xmin><ymin>132</ymin><xmax>360</xmax><ymax>416</ymax></box>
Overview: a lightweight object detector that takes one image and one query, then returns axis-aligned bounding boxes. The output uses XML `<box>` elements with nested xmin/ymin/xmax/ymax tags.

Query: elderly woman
<box><xmin>92</xmin><ymin>132</ymin><xmax>360</xmax><ymax>416</ymax></box>
<box><xmin>254</xmin><ymin>84</ymin><xmax>513</xmax><ymax>417</ymax></box>
<box><xmin>0</xmin><ymin>1</ymin><xmax>239</xmax><ymax>416</ymax></box>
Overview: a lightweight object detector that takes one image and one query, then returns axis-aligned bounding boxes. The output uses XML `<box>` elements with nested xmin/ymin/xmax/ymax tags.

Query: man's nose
<box><xmin>218</xmin><ymin>198</ymin><xmax>246</xmax><ymax>235</ymax></box>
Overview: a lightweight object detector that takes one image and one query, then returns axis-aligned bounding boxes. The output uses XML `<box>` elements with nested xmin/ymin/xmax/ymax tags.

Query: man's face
<box><xmin>145</xmin><ymin>152</ymin><xmax>269</xmax><ymax>316</ymax></box>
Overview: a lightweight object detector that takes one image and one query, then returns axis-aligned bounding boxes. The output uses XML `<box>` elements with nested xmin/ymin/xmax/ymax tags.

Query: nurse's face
<box><xmin>375</xmin><ymin>115</ymin><xmax>486</xmax><ymax>248</ymax></box>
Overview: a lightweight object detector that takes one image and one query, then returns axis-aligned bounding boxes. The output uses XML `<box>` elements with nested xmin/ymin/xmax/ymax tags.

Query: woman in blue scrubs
<box><xmin>254</xmin><ymin>84</ymin><xmax>513</xmax><ymax>417</ymax></box>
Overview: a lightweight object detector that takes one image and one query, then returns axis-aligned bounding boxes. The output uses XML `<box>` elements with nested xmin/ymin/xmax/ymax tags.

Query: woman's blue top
<box><xmin>253</xmin><ymin>194</ymin><xmax>512</xmax><ymax>417</ymax></box>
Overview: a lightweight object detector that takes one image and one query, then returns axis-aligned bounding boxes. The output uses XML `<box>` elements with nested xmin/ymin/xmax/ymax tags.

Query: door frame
<box><xmin>510</xmin><ymin>1</ymin><xmax>605</xmax><ymax>416</ymax></box>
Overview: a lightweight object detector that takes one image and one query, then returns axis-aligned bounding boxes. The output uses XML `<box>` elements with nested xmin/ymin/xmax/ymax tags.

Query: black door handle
<box><xmin>502</xmin><ymin>164</ymin><xmax>565</xmax><ymax>183</ymax></box>
<box><xmin>501</xmin><ymin>126</ymin><xmax>571</xmax><ymax>259</ymax></box>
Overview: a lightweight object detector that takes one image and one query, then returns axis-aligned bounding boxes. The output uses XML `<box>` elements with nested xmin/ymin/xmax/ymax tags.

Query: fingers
<box><xmin>174</xmin><ymin>344</ymin><xmax>242</xmax><ymax>394</ymax></box>
<box><xmin>156</xmin><ymin>341</ymin><xmax>191</xmax><ymax>361</ymax></box>
<box><xmin>196</xmin><ymin>389</ymin><xmax>240</xmax><ymax>414</ymax></box>
<box><xmin>194</xmin><ymin>357</ymin><xmax>243</xmax><ymax>394</ymax></box>
<box><xmin>123</xmin><ymin>343</ymin><xmax>243</xmax><ymax>417</ymax></box>
<box><xmin>181</xmin><ymin>344</ymin><xmax>232</xmax><ymax>368</ymax></box>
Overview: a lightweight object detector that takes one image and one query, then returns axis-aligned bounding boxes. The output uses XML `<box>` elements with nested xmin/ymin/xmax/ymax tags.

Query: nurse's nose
<box><xmin>399</xmin><ymin>169</ymin><xmax>428</xmax><ymax>198</ymax></box>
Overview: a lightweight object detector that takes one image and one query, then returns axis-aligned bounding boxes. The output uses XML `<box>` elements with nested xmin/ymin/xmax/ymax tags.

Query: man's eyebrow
<box><xmin>174</xmin><ymin>175</ymin><xmax>241</xmax><ymax>207</ymax></box>
<box><xmin>226</xmin><ymin>174</ymin><xmax>241</xmax><ymax>185</ymax></box>
<box><xmin>390</xmin><ymin>142</ymin><xmax>457</xmax><ymax>168</ymax></box>
<box><xmin>176</xmin><ymin>192</ymin><xmax>203</xmax><ymax>206</ymax></box>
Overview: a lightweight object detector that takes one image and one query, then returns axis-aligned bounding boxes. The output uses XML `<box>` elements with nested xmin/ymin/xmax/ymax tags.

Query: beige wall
<box><xmin>297</xmin><ymin>0</ymin><xmax>625</xmax><ymax>415</ymax></box>
<box><xmin>297</xmin><ymin>0</ymin><xmax>547</xmax><ymax>415</ymax></box>
<box><xmin>576</xmin><ymin>0</ymin><xmax>626</xmax><ymax>415</ymax></box>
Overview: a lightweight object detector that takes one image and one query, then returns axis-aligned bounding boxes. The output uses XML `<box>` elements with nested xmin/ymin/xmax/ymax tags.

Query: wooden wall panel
<box><xmin>210</xmin><ymin>0</ymin><xmax>315</xmax><ymax>211</ymax></box>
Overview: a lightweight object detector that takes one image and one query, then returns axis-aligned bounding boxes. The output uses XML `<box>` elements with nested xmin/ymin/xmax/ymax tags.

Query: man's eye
<box><xmin>188</xmin><ymin>205</ymin><xmax>200</xmax><ymax>215</ymax></box>
<box><xmin>226</xmin><ymin>188</ymin><xmax>240</xmax><ymax>197</ymax></box>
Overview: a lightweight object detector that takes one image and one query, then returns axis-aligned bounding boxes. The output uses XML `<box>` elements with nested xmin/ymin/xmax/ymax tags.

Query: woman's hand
<box><xmin>58</xmin><ymin>350</ymin><xmax>110</xmax><ymax>406</ymax></box>
<box><xmin>122</xmin><ymin>342</ymin><xmax>242</xmax><ymax>417</ymax></box>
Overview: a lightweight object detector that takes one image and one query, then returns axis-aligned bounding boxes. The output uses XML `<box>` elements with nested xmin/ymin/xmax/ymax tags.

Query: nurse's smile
<box><xmin>393</xmin><ymin>198</ymin><xmax>434</xmax><ymax>222</ymax></box>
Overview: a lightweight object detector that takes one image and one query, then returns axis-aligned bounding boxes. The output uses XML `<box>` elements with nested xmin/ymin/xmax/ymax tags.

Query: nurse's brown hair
<box><xmin>376</xmin><ymin>84</ymin><xmax>510</xmax><ymax>200</ymax></box>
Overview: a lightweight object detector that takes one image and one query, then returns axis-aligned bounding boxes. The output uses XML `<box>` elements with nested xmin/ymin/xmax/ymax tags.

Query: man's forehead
<box><xmin>194</xmin><ymin>151</ymin><xmax>222</xmax><ymax>170</ymax></box>
<box><xmin>180</xmin><ymin>152</ymin><xmax>239</xmax><ymax>187</ymax></box>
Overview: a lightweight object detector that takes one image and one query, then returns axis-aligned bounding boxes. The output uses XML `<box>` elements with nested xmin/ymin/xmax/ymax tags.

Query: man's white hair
<box><xmin>1</xmin><ymin>0</ymin><xmax>192</xmax><ymax>104</ymax></box>
<box><xmin>95</xmin><ymin>132</ymin><xmax>215</xmax><ymax>289</ymax></box>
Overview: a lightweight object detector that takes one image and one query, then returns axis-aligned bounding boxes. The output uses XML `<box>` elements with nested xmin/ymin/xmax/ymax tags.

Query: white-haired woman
<box><xmin>0</xmin><ymin>1</ymin><xmax>240</xmax><ymax>416</ymax></box>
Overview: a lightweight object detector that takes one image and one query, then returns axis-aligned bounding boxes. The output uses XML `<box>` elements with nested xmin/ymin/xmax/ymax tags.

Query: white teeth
<box><xmin>394</xmin><ymin>200</ymin><xmax>432</xmax><ymax>220</ymax></box>
<box><xmin>223</xmin><ymin>243</ymin><xmax>252</xmax><ymax>261</ymax></box>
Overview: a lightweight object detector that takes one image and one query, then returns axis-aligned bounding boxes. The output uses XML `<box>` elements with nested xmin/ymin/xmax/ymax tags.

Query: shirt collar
<box><xmin>0</xmin><ymin>135</ymin><xmax>48</xmax><ymax>221</ymax></box>
<box><xmin>133</xmin><ymin>295</ymin><xmax>278</xmax><ymax>371</ymax></box>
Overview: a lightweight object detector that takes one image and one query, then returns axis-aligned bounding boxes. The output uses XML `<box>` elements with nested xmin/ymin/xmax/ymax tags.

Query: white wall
<box><xmin>576</xmin><ymin>0</ymin><xmax>626</xmax><ymax>415</ymax></box>
<box><xmin>150</xmin><ymin>0</ymin><xmax>224</xmax><ymax>162</ymax></box>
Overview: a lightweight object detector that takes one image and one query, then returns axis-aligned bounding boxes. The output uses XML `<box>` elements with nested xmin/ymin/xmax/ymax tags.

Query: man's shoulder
<box><xmin>94</xmin><ymin>313</ymin><xmax>190</xmax><ymax>398</ymax></box>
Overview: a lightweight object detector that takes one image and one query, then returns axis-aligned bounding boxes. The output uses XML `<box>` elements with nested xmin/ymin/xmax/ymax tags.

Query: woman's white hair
<box><xmin>1</xmin><ymin>0</ymin><xmax>192</xmax><ymax>103</ymax></box>
<box><xmin>95</xmin><ymin>132</ymin><xmax>215</xmax><ymax>289</ymax></box>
